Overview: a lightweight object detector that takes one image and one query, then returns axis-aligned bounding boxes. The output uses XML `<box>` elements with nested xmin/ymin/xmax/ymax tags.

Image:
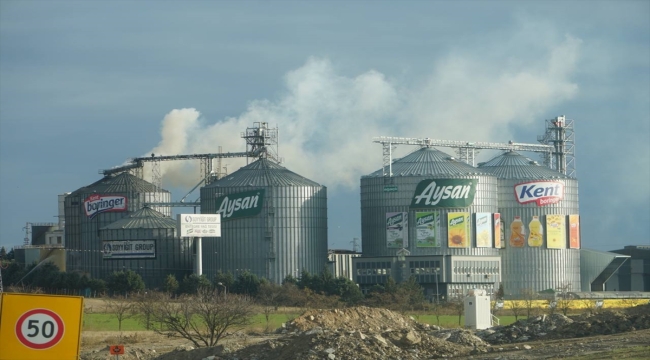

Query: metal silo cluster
<box><xmin>64</xmin><ymin>172</ymin><xmax>174</xmax><ymax>283</ymax></box>
<box><xmin>200</xmin><ymin>158</ymin><xmax>327</xmax><ymax>284</ymax></box>
<box><xmin>361</xmin><ymin>147</ymin><xmax>499</xmax><ymax>257</ymax></box>
<box><xmin>99</xmin><ymin>206</ymin><xmax>194</xmax><ymax>289</ymax></box>
<box><xmin>479</xmin><ymin>151</ymin><xmax>581</xmax><ymax>296</ymax></box>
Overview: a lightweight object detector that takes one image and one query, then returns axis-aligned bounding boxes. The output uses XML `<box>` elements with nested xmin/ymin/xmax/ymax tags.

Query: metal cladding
<box><xmin>99</xmin><ymin>206</ymin><xmax>193</xmax><ymax>289</ymax></box>
<box><xmin>200</xmin><ymin>158</ymin><xmax>327</xmax><ymax>284</ymax></box>
<box><xmin>479</xmin><ymin>151</ymin><xmax>581</xmax><ymax>296</ymax></box>
<box><xmin>360</xmin><ymin>147</ymin><xmax>499</xmax><ymax>257</ymax></box>
<box><xmin>64</xmin><ymin>172</ymin><xmax>171</xmax><ymax>281</ymax></box>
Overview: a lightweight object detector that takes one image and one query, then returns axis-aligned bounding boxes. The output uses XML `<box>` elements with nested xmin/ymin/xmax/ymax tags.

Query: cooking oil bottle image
<box><xmin>509</xmin><ymin>216</ymin><xmax>525</xmax><ymax>247</ymax></box>
<box><xmin>528</xmin><ymin>215</ymin><xmax>543</xmax><ymax>247</ymax></box>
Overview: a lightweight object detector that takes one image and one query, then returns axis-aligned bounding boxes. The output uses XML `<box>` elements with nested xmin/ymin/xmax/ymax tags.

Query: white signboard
<box><xmin>102</xmin><ymin>240</ymin><xmax>156</xmax><ymax>259</ymax></box>
<box><xmin>177</xmin><ymin>214</ymin><xmax>221</xmax><ymax>237</ymax></box>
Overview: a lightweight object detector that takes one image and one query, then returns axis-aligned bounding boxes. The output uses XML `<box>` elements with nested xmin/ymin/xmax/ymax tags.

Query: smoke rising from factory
<box><xmin>148</xmin><ymin>33</ymin><xmax>581</xmax><ymax>189</ymax></box>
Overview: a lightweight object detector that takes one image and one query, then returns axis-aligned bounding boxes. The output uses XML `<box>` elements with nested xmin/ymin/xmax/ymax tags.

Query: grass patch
<box><xmin>83</xmin><ymin>312</ymin><xmax>300</xmax><ymax>332</ymax></box>
<box><xmin>410</xmin><ymin>314</ymin><xmax>523</xmax><ymax>328</ymax></box>
<box><xmin>84</xmin><ymin>312</ymin><xmax>523</xmax><ymax>332</ymax></box>
<box><xmin>83</xmin><ymin>313</ymin><xmax>147</xmax><ymax>331</ymax></box>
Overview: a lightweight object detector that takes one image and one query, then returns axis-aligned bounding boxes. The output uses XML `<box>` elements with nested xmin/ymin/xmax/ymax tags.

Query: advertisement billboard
<box><xmin>410</xmin><ymin>179</ymin><xmax>477</xmax><ymax>208</ymax></box>
<box><xmin>527</xmin><ymin>216</ymin><xmax>544</xmax><ymax>247</ymax></box>
<box><xmin>493</xmin><ymin>213</ymin><xmax>502</xmax><ymax>248</ymax></box>
<box><xmin>215</xmin><ymin>189</ymin><xmax>265</xmax><ymax>220</ymax></box>
<box><xmin>569</xmin><ymin>214</ymin><xmax>580</xmax><ymax>249</ymax></box>
<box><xmin>447</xmin><ymin>212</ymin><xmax>470</xmax><ymax>248</ymax></box>
<box><xmin>546</xmin><ymin>214</ymin><xmax>567</xmax><ymax>249</ymax></box>
<box><xmin>386</xmin><ymin>212</ymin><xmax>408</xmax><ymax>248</ymax></box>
<box><xmin>177</xmin><ymin>214</ymin><xmax>221</xmax><ymax>237</ymax></box>
<box><xmin>509</xmin><ymin>216</ymin><xmax>525</xmax><ymax>248</ymax></box>
<box><xmin>102</xmin><ymin>240</ymin><xmax>156</xmax><ymax>259</ymax></box>
<box><xmin>415</xmin><ymin>211</ymin><xmax>440</xmax><ymax>247</ymax></box>
<box><xmin>83</xmin><ymin>194</ymin><xmax>127</xmax><ymax>218</ymax></box>
<box><xmin>475</xmin><ymin>213</ymin><xmax>492</xmax><ymax>248</ymax></box>
<box><xmin>514</xmin><ymin>181</ymin><xmax>564</xmax><ymax>206</ymax></box>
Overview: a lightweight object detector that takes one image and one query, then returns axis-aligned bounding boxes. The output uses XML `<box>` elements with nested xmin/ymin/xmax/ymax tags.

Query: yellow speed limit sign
<box><xmin>0</xmin><ymin>293</ymin><xmax>84</xmax><ymax>360</ymax></box>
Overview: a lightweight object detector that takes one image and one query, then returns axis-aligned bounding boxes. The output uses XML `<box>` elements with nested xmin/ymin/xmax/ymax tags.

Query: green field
<box><xmin>83</xmin><ymin>312</ymin><xmax>522</xmax><ymax>332</ymax></box>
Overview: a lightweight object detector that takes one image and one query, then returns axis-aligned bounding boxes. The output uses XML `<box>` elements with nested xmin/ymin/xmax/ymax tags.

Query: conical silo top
<box><xmin>363</xmin><ymin>147</ymin><xmax>490</xmax><ymax>178</ymax></box>
<box><xmin>479</xmin><ymin>151</ymin><xmax>572</xmax><ymax>179</ymax></box>
<box><xmin>70</xmin><ymin>172</ymin><xmax>167</xmax><ymax>196</ymax></box>
<box><xmin>205</xmin><ymin>158</ymin><xmax>322</xmax><ymax>187</ymax></box>
<box><xmin>101</xmin><ymin>206</ymin><xmax>176</xmax><ymax>229</ymax></box>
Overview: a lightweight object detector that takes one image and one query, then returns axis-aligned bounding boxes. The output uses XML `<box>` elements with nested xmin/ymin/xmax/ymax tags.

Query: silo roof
<box><xmin>205</xmin><ymin>158</ymin><xmax>322</xmax><ymax>187</ymax></box>
<box><xmin>101</xmin><ymin>206</ymin><xmax>176</xmax><ymax>229</ymax></box>
<box><xmin>363</xmin><ymin>147</ymin><xmax>491</xmax><ymax>178</ymax></box>
<box><xmin>70</xmin><ymin>172</ymin><xmax>167</xmax><ymax>196</ymax></box>
<box><xmin>478</xmin><ymin>151</ymin><xmax>572</xmax><ymax>179</ymax></box>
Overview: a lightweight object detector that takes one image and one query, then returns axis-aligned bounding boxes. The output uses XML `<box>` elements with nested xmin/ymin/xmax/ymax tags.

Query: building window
<box><xmin>57</xmin><ymin>236</ymin><xmax>62</xmax><ymax>244</ymax></box>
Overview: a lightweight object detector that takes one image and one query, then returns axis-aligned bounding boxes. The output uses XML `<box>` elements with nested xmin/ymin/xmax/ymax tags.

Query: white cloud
<box><xmin>148</xmin><ymin>31</ymin><xmax>581</xmax><ymax>189</ymax></box>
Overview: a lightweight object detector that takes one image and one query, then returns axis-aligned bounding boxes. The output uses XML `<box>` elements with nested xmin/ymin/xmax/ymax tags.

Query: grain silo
<box><xmin>361</xmin><ymin>146</ymin><xmax>499</xmax><ymax>257</ymax></box>
<box><xmin>100</xmin><ymin>206</ymin><xmax>193</xmax><ymax>289</ymax></box>
<box><xmin>65</xmin><ymin>172</ymin><xmax>171</xmax><ymax>280</ymax></box>
<box><xmin>479</xmin><ymin>151</ymin><xmax>581</xmax><ymax>297</ymax></box>
<box><xmin>200</xmin><ymin>158</ymin><xmax>327</xmax><ymax>284</ymax></box>
<box><xmin>357</xmin><ymin>146</ymin><xmax>501</xmax><ymax>300</ymax></box>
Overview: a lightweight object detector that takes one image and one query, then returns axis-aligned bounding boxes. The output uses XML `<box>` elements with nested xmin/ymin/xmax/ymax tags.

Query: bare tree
<box><xmin>151</xmin><ymin>289</ymin><xmax>255</xmax><ymax>348</ymax></box>
<box><xmin>104</xmin><ymin>295</ymin><xmax>134</xmax><ymax>332</ymax></box>
<box><xmin>520</xmin><ymin>288</ymin><xmax>538</xmax><ymax>319</ymax></box>
<box><xmin>555</xmin><ymin>282</ymin><xmax>574</xmax><ymax>316</ymax></box>
<box><xmin>257</xmin><ymin>282</ymin><xmax>283</xmax><ymax>332</ymax></box>
<box><xmin>506</xmin><ymin>299</ymin><xmax>523</xmax><ymax>321</ymax></box>
<box><xmin>448</xmin><ymin>293</ymin><xmax>465</xmax><ymax>326</ymax></box>
<box><xmin>132</xmin><ymin>291</ymin><xmax>161</xmax><ymax>330</ymax></box>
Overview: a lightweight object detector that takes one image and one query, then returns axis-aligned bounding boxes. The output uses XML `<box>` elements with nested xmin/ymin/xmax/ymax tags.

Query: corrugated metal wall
<box><xmin>201</xmin><ymin>184</ymin><xmax>328</xmax><ymax>284</ymax></box>
<box><xmin>64</xmin><ymin>174</ymin><xmax>171</xmax><ymax>281</ymax></box>
<box><xmin>480</xmin><ymin>152</ymin><xmax>581</xmax><ymax>297</ymax></box>
<box><xmin>98</xmin><ymin>227</ymin><xmax>193</xmax><ymax>289</ymax></box>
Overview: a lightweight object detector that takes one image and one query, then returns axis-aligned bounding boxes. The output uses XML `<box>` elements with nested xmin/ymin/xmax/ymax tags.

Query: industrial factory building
<box><xmin>9</xmin><ymin>117</ymin><xmax>637</xmax><ymax>298</ymax></box>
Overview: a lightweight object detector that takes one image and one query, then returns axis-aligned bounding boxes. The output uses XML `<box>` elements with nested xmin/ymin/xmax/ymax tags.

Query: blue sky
<box><xmin>1</xmin><ymin>1</ymin><xmax>648</xmax><ymax>252</ymax></box>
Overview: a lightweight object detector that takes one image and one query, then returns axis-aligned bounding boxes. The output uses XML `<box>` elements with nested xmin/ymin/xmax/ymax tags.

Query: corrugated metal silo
<box><xmin>200</xmin><ymin>158</ymin><xmax>327</xmax><ymax>284</ymax></box>
<box><xmin>100</xmin><ymin>206</ymin><xmax>193</xmax><ymax>289</ymax></box>
<box><xmin>479</xmin><ymin>151</ymin><xmax>580</xmax><ymax>296</ymax></box>
<box><xmin>361</xmin><ymin>147</ymin><xmax>499</xmax><ymax>257</ymax></box>
<box><xmin>64</xmin><ymin>172</ymin><xmax>171</xmax><ymax>280</ymax></box>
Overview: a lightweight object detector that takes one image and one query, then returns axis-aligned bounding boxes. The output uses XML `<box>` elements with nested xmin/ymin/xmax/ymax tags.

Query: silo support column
<box><xmin>196</xmin><ymin>237</ymin><xmax>202</xmax><ymax>276</ymax></box>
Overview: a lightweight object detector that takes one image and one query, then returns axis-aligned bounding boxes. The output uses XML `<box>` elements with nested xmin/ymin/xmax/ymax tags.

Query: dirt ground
<box><xmin>79</xmin><ymin>301</ymin><xmax>650</xmax><ymax>360</ymax></box>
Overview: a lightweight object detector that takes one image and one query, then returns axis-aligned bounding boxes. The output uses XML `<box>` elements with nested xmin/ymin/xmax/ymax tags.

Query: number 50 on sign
<box><xmin>0</xmin><ymin>293</ymin><xmax>83</xmax><ymax>360</ymax></box>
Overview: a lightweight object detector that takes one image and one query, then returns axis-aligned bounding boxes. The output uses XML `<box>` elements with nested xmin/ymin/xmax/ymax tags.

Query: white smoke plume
<box><xmin>147</xmin><ymin>33</ymin><xmax>581</xmax><ymax>190</ymax></box>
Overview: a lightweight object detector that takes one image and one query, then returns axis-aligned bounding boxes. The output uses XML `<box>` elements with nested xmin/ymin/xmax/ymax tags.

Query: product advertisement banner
<box><xmin>475</xmin><ymin>213</ymin><xmax>492</xmax><ymax>248</ymax></box>
<box><xmin>546</xmin><ymin>214</ymin><xmax>567</xmax><ymax>249</ymax></box>
<box><xmin>569</xmin><ymin>214</ymin><xmax>580</xmax><ymax>249</ymax></box>
<box><xmin>415</xmin><ymin>211</ymin><xmax>440</xmax><ymax>247</ymax></box>
<box><xmin>215</xmin><ymin>189</ymin><xmax>265</xmax><ymax>220</ymax></box>
<box><xmin>493</xmin><ymin>213</ymin><xmax>502</xmax><ymax>248</ymax></box>
<box><xmin>528</xmin><ymin>216</ymin><xmax>544</xmax><ymax>247</ymax></box>
<box><xmin>386</xmin><ymin>212</ymin><xmax>408</xmax><ymax>248</ymax></box>
<box><xmin>509</xmin><ymin>216</ymin><xmax>526</xmax><ymax>248</ymax></box>
<box><xmin>410</xmin><ymin>179</ymin><xmax>477</xmax><ymax>208</ymax></box>
<box><xmin>102</xmin><ymin>240</ymin><xmax>156</xmax><ymax>259</ymax></box>
<box><xmin>447</xmin><ymin>212</ymin><xmax>470</xmax><ymax>248</ymax></box>
<box><xmin>83</xmin><ymin>194</ymin><xmax>128</xmax><ymax>218</ymax></box>
<box><xmin>514</xmin><ymin>181</ymin><xmax>564</xmax><ymax>206</ymax></box>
